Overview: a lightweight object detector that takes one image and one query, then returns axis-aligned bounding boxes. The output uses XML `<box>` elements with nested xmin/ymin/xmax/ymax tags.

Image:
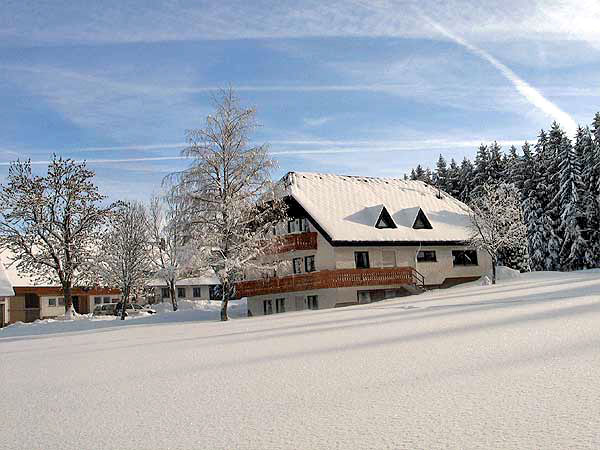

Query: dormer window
<box><xmin>375</xmin><ymin>206</ymin><xmax>397</xmax><ymax>229</ymax></box>
<box><xmin>412</xmin><ymin>209</ymin><xmax>432</xmax><ymax>230</ymax></box>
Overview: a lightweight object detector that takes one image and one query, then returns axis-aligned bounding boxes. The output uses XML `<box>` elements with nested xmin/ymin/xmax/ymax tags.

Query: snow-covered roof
<box><xmin>0</xmin><ymin>250</ymin><xmax>48</xmax><ymax>287</ymax></box>
<box><xmin>0</xmin><ymin>259</ymin><xmax>15</xmax><ymax>296</ymax></box>
<box><xmin>284</xmin><ymin>172</ymin><xmax>472</xmax><ymax>243</ymax></box>
<box><xmin>147</xmin><ymin>273</ymin><xmax>220</xmax><ymax>288</ymax></box>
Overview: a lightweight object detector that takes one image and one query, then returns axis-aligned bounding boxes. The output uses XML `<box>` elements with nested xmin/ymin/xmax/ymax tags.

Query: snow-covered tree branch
<box><xmin>0</xmin><ymin>156</ymin><xmax>111</xmax><ymax>315</ymax></box>
<box><xmin>93</xmin><ymin>201</ymin><xmax>151</xmax><ymax>320</ymax></box>
<box><xmin>468</xmin><ymin>183</ymin><xmax>527</xmax><ymax>284</ymax></box>
<box><xmin>147</xmin><ymin>190</ymin><xmax>197</xmax><ymax>311</ymax></box>
<box><xmin>175</xmin><ymin>89</ymin><xmax>288</xmax><ymax>321</ymax></box>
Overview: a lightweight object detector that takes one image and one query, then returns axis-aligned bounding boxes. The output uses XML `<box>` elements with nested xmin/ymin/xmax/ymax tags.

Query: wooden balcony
<box><xmin>236</xmin><ymin>267</ymin><xmax>423</xmax><ymax>298</ymax></box>
<box><xmin>273</xmin><ymin>232</ymin><xmax>318</xmax><ymax>253</ymax></box>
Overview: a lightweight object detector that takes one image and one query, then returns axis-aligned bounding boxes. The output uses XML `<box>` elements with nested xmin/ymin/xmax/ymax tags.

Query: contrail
<box><xmin>0</xmin><ymin>156</ymin><xmax>190</xmax><ymax>166</ymax></box>
<box><xmin>0</xmin><ymin>138</ymin><xmax>530</xmax><ymax>156</ymax></box>
<box><xmin>0</xmin><ymin>137</ymin><xmax>532</xmax><ymax>166</ymax></box>
<box><xmin>423</xmin><ymin>16</ymin><xmax>578</xmax><ymax>136</ymax></box>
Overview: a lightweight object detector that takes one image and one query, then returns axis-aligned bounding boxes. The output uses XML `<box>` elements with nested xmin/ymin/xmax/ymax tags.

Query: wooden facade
<box><xmin>236</xmin><ymin>267</ymin><xmax>423</xmax><ymax>298</ymax></box>
<box><xmin>273</xmin><ymin>232</ymin><xmax>318</xmax><ymax>253</ymax></box>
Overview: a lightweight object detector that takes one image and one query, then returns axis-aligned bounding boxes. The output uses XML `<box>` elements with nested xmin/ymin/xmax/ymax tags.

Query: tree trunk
<box><xmin>120</xmin><ymin>294</ymin><xmax>128</xmax><ymax>320</ymax></box>
<box><xmin>220</xmin><ymin>284</ymin><xmax>229</xmax><ymax>321</ymax></box>
<box><xmin>63</xmin><ymin>282</ymin><xmax>73</xmax><ymax>316</ymax></box>
<box><xmin>169</xmin><ymin>281</ymin><xmax>178</xmax><ymax>311</ymax></box>
<box><xmin>492</xmin><ymin>257</ymin><xmax>497</xmax><ymax>285</ymax></box>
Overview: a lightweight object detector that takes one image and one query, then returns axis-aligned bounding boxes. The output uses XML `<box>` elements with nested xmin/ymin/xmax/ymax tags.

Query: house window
<box><xmin>94</xmin><ymin>297</ymin><xmax>102</xmax><ymax>305</ymax></box>
<box><xmin>161</xmin><ymin>288</ymin><xmax>170</xmax><ymax>298</ymax></box>
<box><xmin>375</xmin><ymin>206</ymin><xmax>396</xmax><ymax>229</ymax></box>
<box><xmin>58</xmin><ymin>298</ymin><xmax>65</xmax><ymax>306</ymax></box>
<box><xmin>193</xmin><ymin>287</ymin><xmax>202</xmax><ymax>298</ymax></box>
<box><xmin>103</xmin><ymin>297</ymin><xmax>111</xmax><ymax>303</ymax></box>
<box><xmin>48</xmin><ymin>298</ymin><xmax>57</xmax><ymax>307</ymax></box>
<box><xmin>25</xmin><ymin>294</ymin><xmax>39</xmax><ymax>309</ymax></box>
<box><xmin>413</xmin><ymin>209</ymin><xmax>433</xmax><ymax>229</ymax></box>
<box><xmin>287</xmin><ymin>218</ymin><xmax>309</xmax><ymax>233</ymax></box>
<box><xmin>177</xmin><ymin>287</ymin><xmax>186</xmax><ymax>298</ymax></box>
<box><xmin>263</xmin><ymin>299</ymin><xmax>273</xmax><ymax>315</ymax></box>
<box><xmin>293</xmin><ymin>257</ymin><xmax>303</xmax><ymax>274</ymax></box>
<box><xmin>307</xmin><ymin>295</ymin><xmax>319</xmax><ymax>310</ymax></box>
<box><xmin>452</xmin><ymin>250</ymin><xmax>478</xmax><ymax>266</ymax></box>
<box><xmin>417</xmin><ymin>250</ymin><xmax>437</xmax><ymax>262</ymax></box>
<box><xmin>355</xmin><ymin>251</ymin><xmax>370</xmax><ymax>269</ymax></box>
<box><xmin>382</xmin><ymin>251</ymin><xmax>396</xmax><ymax>267</ymax></box>
<box><xmin>357</xmin><ymin>291</ymin><xmax>371</xmax><ymax>304</ymax></box>
<box><xmin>305</xmin><ymin>255</ymin><xmax>316</xmax><ymax>273</ymax></box>
<box><xmin>300</xmin><ymin>218</ymin><xmax>309</xmax><ymax>232</ymax></box>
<box><xmin>275</xmin><ymin>298</ymin><xmax>285</xmax><ymax>313</ymax></box>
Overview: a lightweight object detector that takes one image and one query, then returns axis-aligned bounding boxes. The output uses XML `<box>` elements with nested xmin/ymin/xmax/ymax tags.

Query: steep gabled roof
<box><xmin>283</xmin><ymin>172</ymin><xmax>472</xmax><ymax>244</ymax></box>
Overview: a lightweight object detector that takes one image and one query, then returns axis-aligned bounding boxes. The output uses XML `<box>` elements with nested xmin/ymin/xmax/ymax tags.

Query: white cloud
<box><xmin>1</xmin><ymin>0</ymin><xmax>599</xmax><ymax>47</ymax></box>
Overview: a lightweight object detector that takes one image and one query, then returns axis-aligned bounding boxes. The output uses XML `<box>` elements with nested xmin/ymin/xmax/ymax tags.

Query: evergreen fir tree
<box><xmin>458</xmin><ymin>157</ymin><xmax>475</xmax><ymax>202</ymax></box>
<box><xmin>543</xmin><ymin>123</ymin><xmax>568</xmax><ymax>270</ymax></box>
<box><xmin>472</xmin><ymin>144</ymin><xmax>490</xmax><ymax>192</ymax></box>
<box><xmin>556</xmin><ymin>132</ymin><xmax>586</xmax><ymax>270</ymax></box>
<box><xmin>434</xmin><ymin>154</ymin><xmax>449</xmax><ymax>191</ymax></box>
<box><xmin>488</xmin><ymin>141</ymin><xmax>504</xmax><ymax>183</ymax></box>
<box><xmin>446</xmin><ymin>158</ymin><xmax>462</xmax><ymax>199</ymax></box>
<box><xmin>574</xmin><ymin>126</ymin><xmax>598</xmax><ymax>267</ymax></box>
<box><xmin>413</xmin><ymin>165</ymin><xmax>425</xmax><ymax>181</ymax></box>
<box><xmin>424</xmin><ymin>168</ymin><xmax>434</xmax><ymax>184</ymax></box>
<box><xmin>518</xmin><ymin>142</ymin><xmax>537</xmax><ymax>271</ymax></box>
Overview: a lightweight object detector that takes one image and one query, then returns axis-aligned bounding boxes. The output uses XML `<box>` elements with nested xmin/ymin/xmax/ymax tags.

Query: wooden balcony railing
<box><xmin>273</xmin><ymin>232</ymin><xmax>318</xmax><ymax>253</ymax></box>
<box><xmin>236</xmin><ymin>267</ymin><xmax>422</xmax><ymax>298</ymax></box>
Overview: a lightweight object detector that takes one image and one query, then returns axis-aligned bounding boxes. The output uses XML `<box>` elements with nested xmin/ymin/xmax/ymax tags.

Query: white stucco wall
<box><xmin>247</xmin><ymin>288</ymin><xmax>337</xmax><ymax>317</ymax></box>
<box><xmin>152</xmin><ymin>285</ymin><xmax>212</xmax><ymax>302</ymax></box>
<box><xmin>334</xmin><ymin>246</ymin><xmax>490</xmax><ymax>286</ymax></box>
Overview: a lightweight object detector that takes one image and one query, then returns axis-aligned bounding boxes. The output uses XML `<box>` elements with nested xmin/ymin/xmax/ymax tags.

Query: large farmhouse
<box><xmin>237</xmin><ymin>172</ymin><xmax>491</xmax><ymax>316</ymax></box>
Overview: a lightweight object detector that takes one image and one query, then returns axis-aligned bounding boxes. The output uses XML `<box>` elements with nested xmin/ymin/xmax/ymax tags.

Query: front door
<box><xmin>24</xmin><ymin>294</ymin><xmax>40</xmax><ymax>322</ymax></box>
<box><xmin>0</xmin><ymin>302</ymin><xmax>5</xmax><ymax>327</ymax></box>
<box><xmin>72</xmin><ymin>296</ymin><xmax>80</xmax><ymax>313</ymax></box>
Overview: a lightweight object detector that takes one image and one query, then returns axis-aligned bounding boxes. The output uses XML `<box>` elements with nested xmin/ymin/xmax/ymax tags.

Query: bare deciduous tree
<box><xmin>176</xmin><ymin>89</ymin><xmax>288</xmax><ymax>321</ymax></box>
<box><xmin>468</xmin><ymin>183</ymin><xmax>527</xmax><ymax>284</ymax></box>
<box><xmin>0</xmin><ymin>156</ymin><xmax>110</xmax><ymax>316</ymax></box>
<box><xmin>147</xmin><ymin>191</ymin><xmax>195</xmax><ymax>311</ymax></box>
<box><xmin>93</xmin><ymin>201</ymin><xmax>151</xmax><ymax>320</ymax></box>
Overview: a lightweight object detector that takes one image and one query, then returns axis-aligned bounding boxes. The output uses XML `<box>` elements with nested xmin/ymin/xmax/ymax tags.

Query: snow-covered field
<box><xmin>0</xmin><ymin>298</ymin><xmax>247</xmax><ymax>338</ymax></box>
<box><xmin>2</xmin><ymin>270</ymin><xmax>600</xmax><ymax>449</ymax></box>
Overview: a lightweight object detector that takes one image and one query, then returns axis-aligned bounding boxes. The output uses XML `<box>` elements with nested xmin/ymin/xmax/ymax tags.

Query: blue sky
<box><xmin>1</xmin><ymin>0</ymin><xmax>599</xmax><ymax>201</ymax></box>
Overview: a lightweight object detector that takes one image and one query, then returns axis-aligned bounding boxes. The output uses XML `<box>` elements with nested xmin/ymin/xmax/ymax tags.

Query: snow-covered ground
<box><xmin>0</xmin><ymin>299</ymin><xmax>247</xmax><ymax>338</ymax></box>
<box><xmin>1</xmin><ymin>270</ymin><xmax>600</xmax><ymax>449</ymax></box>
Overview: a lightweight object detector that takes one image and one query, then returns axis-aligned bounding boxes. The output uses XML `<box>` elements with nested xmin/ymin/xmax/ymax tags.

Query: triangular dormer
<box><xmin>412</xmin><ymin>208</ymin><xmax>432</xmax><ymax>229</ymax></box>
<box><xmin>375</xmin><ymin>206</ymin><xmax>397</xmax><ymax>229</ymax></box>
